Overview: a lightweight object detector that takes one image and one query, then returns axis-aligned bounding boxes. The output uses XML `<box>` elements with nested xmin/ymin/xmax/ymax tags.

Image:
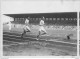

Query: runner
<box><xmin>21</xmin><ymin>17</ymin><xmax>31</xmax><ymax>38</ymax></box>
<box><xmin>37</xmin><ymin>16</ymin><xmax>47</xmax><ymax>40</ymax></box>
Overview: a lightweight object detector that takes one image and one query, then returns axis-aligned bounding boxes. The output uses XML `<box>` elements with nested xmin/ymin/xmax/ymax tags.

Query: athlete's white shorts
<box><xmin>39</xmin><ymin>26</ymin><xmax>46</xmax><ymax>33</ymax></box>
<box><xmin>23</xmin><ymin>25</ymin><xmax>30</xmax><ymax>31</ymax></box>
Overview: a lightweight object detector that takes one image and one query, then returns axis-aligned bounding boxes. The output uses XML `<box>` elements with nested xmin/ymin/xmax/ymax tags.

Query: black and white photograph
<box><xmin>2</xmin><ymin>0</ymin><xmax>78</xmax><ymax>56</ymax></box>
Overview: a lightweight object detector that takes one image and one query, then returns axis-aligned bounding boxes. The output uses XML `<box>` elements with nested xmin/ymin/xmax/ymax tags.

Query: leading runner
<box><xmin>37</xmin><ymin>16</ymin><xmax>47</xmax><ymax>40</ymax></box>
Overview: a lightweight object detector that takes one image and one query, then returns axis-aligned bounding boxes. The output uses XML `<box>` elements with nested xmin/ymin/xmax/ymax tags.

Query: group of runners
<box><xmin>21</xmin><ymin>16</ymin><xmax>47</xmax><ymax>40</ymax></box>
<box><xmin>7</xmin><ymin>16</ymin><xmax>47</xmax><ymax>40</ymax></box>
<box><xmin>6</xmin><ymin>16</ymin><xmax>73</xmax><ymax>40</ymax></box>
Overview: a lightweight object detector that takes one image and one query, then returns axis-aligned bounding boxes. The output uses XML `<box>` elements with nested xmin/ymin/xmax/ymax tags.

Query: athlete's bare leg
<box><xmin>37</xmin><ymin>31</ymin><xmax>41</xmax><ymax>39</ymax></box>
<box><xmin>21</xmin><ymin>30</ymin><xmax>26</xmax><ymax>38</ymax></box>
<box><xmin>27</xmin><ymin>29</ymin><xmax>31</xmax><ymax>32</ymax></box>
<box><xmin>21</xmin><ymin>28</ymin><xmax>31</xmax><ymax>38</ymax></box>
<box><xmin>41</xmin><ymin>30</ymin><xmax>47</xmax><ymax>35</ymax></box>
<box><xmin>37</xmin><ymin>30</ymin><xmax>47</xmax><ymax>39</ymax></box>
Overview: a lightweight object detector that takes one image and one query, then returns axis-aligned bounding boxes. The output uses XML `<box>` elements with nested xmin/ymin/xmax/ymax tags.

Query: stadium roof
<box><xmin>4</xmin><ymin>12</ymin><xmax>77</xmax><ymax>18</ymax></box>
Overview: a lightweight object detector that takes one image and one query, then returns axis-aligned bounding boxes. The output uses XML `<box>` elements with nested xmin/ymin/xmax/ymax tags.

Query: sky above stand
<box><xmin>1</xmin><ymin>0</ymin><xmax>80</xmax><ymax>14</ymax></box>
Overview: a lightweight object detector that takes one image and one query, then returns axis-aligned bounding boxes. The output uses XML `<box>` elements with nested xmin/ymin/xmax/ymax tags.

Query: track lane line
<box><xmin>3</xmin><ymin>33</ymin><xmax>77</xmax><ymax>44</ymax></box>
<box><xmin>3</xmin><ymin>36</ymin><xmax>77</xmax><ymax>45</ymax></box>
<box><xmin>3</xmin><ymin>40</ymin><xmax>30</xmax><ymax>46</ymax></box>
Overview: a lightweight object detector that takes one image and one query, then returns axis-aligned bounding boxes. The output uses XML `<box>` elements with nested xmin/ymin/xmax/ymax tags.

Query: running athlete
<box><xmin>21</xmin><ymin>17</ymin><xmax>31</xmax><ymax>38</ymax></box>
<box><xmin>37</xmin><ymin>17</ymin><xmax>47</xmax><ymax>39</ymax></box>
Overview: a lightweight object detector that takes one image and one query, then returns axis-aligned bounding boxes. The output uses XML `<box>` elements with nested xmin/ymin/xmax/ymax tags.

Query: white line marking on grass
<box><xmin>3</xmin><ymin>33</ymin><xmax>77</xmax><ymax>45</ymax></box>
<box><xmin>3</xmin><ymin>44</ymin><xmax>18</xmax><ymax>46</ymax></box>
<box><xmin>3</xmin><ymin>40</ymin><xmax>30</xmax><ymax>46</ymax></box>
<box><xmin>3</xmin><ymin>36</ymin><xmax>77</xmax><ymax>46</ymax></box>
<box><xmin>3</xmin><ymin>34</ymin><xmax>20</xmax><ymax>37</ymax></box>
<box><xmin>3</xmin><ymin>33</ymin><xmax>50</xmax><ymax>38</ymax></box>
<box><xmin>3</xmin><ymin>31</ymin><xmax>69</xmax><ymax>36</ymax></box>
<box><xmin>3</xmin><ymin>40</ymin><xmax>20</xmax><ymax>46</ymax></box>
<box><xmin>3</xmin><ymin>39</ymin><xmax>77</xmax><ymax>49</ymax></box>
<box><xmin>3</xmin><ymin>34</ymin><xmax>37</xmax><ymax>40</ymax></box>
<box><xmin>48</xmin><ymin>40</ymin><xmax>77</xmax><ymax>45</ymax></box>
<box><xmin>3</xmin><ymin>31</ymin><xmax>36</xmax><ymax>36</ymax></box>
<box><xmin>3</xmin><ymin>31</ymin><xmax>22</xmax><ymax>34</ymax></box>
<box><xmin>3</xmin><ymin>40</ymin><xmax>20</xmax><ymax>43</ymax></box>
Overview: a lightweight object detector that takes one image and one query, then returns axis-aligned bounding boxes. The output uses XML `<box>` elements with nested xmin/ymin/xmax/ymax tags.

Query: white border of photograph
<box><xmin>0</xmin><ymin>0</ymin><xmax>80</xmax><ymax>59</ymax></box>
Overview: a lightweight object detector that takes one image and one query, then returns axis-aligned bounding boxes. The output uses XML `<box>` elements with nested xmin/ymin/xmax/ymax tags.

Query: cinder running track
<box><xmin>3</xmin><ymin>24</ymin><xmax>77</xmax><ymax>56</ymax></box>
